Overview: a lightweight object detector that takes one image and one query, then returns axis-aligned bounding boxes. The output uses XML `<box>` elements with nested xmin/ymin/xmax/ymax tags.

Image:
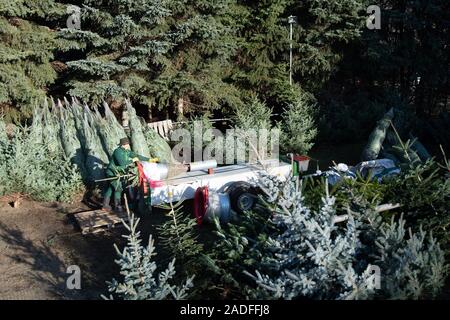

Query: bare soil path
<box><xmin>0</xmin><ymin>199</ymin><xmax>120</xmax><ymax>300</ymax></box>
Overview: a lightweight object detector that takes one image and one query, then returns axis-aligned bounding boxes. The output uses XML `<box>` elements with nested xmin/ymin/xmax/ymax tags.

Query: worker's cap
<box><xmin>119</xmin><ymin>137</ymin><xmax>130</xmax><ymax>146</ymax></box>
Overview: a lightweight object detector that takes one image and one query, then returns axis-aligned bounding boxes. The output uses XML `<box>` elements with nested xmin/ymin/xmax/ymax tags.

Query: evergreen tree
<box><xmin>208</xmin><ymin>171</ymin><xmax>447</xmax><ymax>299</ymax></box>
<box><xmin>291</xmin><ymin>0</ymin><xmax>365</xmax><ymax>92</ymax></box>
<box><xmin>158</xmin><ymin>0</ymin><xmax>242</xmax><ymax>116</ymax></box>
<box><xmin>0</xmin><ymin>0</ymin><xmax>65</xmax><ymax>121</ymax></box>
<box><xmin>231</xmin><ymin>0</ymin><xmax>294</xmax><ymax>109</ymax></box>
<box><xmin>246</xmin><ymin>172</ymin><xmax>447</xmax><ymax>299</ymax></box>
<box><xmin>229</xmin><ymin>0</ymin><xmax>364</xmax><ymax>111</ymax></box>
<box><xmin>278</xmin><ymin>90</ymin><xmax>317</xmax><ymax>154</ymax></box>
<box><xmin>58</xmin><ymin>0</ymin><xmax>241</xmax><ymax>118</ymax></box>
<box><xmin>157</xmin><ymin>199</ymin><xmax>203</xmax><ymax>271</ymax></box>
<box><xmin>105</xmin><ymin>210</ymin><xmax>194</xmax><ymax>300</ymax></box>
<box><xmin>57</xmin><ymin>0</ymin><xmax>173</xmax><ymax>113</ymax></box>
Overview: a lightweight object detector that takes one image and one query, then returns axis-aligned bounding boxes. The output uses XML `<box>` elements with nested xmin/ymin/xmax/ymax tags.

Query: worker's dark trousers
<box><xmin>104</xmin><ymin>170</ymin><xmax>123</xmax><ymax>202</ymax></box>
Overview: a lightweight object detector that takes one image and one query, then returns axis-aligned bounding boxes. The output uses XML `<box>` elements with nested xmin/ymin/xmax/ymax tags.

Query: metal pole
<box><xmin>289</xmin><ymin>21</ymin><xmax>293</xmax><ymax>85</ymax></box>
<box><xmin>288</xmin><ymin>16</ymin><xmax>297</xmax><ymax>85</ymax></box>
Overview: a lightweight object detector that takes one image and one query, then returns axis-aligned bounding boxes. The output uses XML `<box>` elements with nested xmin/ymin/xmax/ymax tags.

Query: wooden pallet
<box><xmin>73</xmin><ymin>209</ymin><xmax>129</xmax><ymax>235</ymax></box>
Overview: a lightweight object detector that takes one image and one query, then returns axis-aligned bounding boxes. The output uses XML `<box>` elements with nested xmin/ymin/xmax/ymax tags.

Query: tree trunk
<box><xmin>148</xmin><ymin>104</ymin><xmax>152</xmax><ymax>121</ymax></box>
<box><xmin>122</xmin><ymin>109</ymin><xmax>129</xmax><ymax>128</ymax></box>
<box><xmin>177</xmin><ymin>97</ymin><xmax>184</xmax><ymax>116</ymax></box>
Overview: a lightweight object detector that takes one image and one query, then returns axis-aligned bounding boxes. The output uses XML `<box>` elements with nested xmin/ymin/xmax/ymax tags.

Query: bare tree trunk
<box><xmin>122</xmin><ymin>109</ymin><xmax>129</xmax><ymax>128</ymax></box>
<box><xmin>177</xmin><ymin>97</ymin><xmax>184</xmax><ymax>116</ymax></box>
<box><xmin>148</xmin><ymin>104</ymin><xmax>152</xmax><ymax>121</ymax></box>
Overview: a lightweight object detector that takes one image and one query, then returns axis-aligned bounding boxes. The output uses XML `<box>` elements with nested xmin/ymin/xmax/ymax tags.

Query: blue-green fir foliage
<box><xmin>105</xmin><ymin>212</ymin><xmax>194</xmax><ymax>300</ymax></box>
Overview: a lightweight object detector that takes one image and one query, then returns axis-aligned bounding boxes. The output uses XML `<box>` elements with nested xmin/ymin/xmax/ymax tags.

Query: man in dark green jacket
<box><xmin>103</xmin><ymin>137</ymin><xmax>150</xmax><ymax>212</ymax></box>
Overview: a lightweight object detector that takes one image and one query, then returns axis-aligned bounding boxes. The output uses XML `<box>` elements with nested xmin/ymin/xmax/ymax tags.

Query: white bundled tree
<box><xmin>104</xmin><ymin>210</ymin><xmax>194</xmax><ymax>300</ymax></box>
<box><xmin>244</xmin><ymin>172</ymin><xmax>447</xmax><ymax>300</ymax></box>
<box><xmin>42</xmin><ymin>99</ymin><xmax>64</xmax><ymax>156</ymax></box>
<box><xmin>81</xmin><ymin>109</ymin><xmax>109</xmax><ymax>182</ymax></box>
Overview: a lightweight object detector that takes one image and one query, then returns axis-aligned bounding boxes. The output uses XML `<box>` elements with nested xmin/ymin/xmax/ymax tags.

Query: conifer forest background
<box><xmin>0</xmin><ymin>0</ymin><xmax>449</xmax><ymax>301</ymax></box>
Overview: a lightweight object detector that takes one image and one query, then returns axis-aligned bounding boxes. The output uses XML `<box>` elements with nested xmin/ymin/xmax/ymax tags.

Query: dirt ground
<box><xmin>0</xmin><ymin>198</ymin><xmax>125</xmax><ymax>300</ymax></box>
<box><xmin>0</xmin><ymin>194</ymin><xmax>200</xmax><ymax>300</ymax></box>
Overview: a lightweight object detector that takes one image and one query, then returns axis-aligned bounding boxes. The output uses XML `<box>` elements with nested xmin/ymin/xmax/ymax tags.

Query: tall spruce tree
<box><xmin>231</xmin><ymin>0</ymin><xmax>294</xmax><ymax>109</ymax></box>
<box><xmin>156</xmin><ymin>0</ymin><xmax>242</xmax><ymax>117</ymax></box>
<box><xmin>230</xmin><ymin>0</ymin><xmax>365</xmax><ymax>111</ymax></box>
<box><xmin>58</xmin><ymin>0</ymin><xmax>241</xmax><ymax>118</ymax></box>
<box><xmin>0</xmin><ymin>0</ymin><xmax>65</xmax><ymax>121</ymax></box>
<box><xmin>291</xmin><ymin>0</ymin><xmax>365</xmax><ymax>92</ymax></box>
<box><xmin>57</xmin><ymin>0</ymin><xmax>173</xmax><ymax>114</ymax></box>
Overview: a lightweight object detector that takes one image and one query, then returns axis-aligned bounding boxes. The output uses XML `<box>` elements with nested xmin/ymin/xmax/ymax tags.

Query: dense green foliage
<box><xmin>56</xmin><ymin>0</ymin><xmax>243</xmax><ymax>117</ymax></box>
<box><xmin>0</xmin><ymin>1</ymin><xmax>65</xmax><ymax>121</ymax></box>
<box><xmin>0</xmin><ymin>118</ymin><xmax>83</xmax><ymax>202</ymax></box>
<box><xmin>1</xmin><ymin>0</ymin><xmax>447</xmax><ymax>148</ymax></box>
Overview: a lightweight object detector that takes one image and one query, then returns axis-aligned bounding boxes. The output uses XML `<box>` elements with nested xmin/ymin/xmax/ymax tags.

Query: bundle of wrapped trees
<box><xmin>30</xmin><ymin>98</ymin><xmax>173</xmax><ymax>183</ymax></box>
<box><xmin>361</xmin><ymin>108</ymin><xmax>432</xmax><ymax>164</ymax></box>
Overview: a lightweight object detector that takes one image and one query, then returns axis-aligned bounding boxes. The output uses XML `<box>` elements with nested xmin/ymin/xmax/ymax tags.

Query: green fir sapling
<box><xmin>279</xmin><ymin>91</ymin><xmax>317</xmax><ymax>155</ymax></box>
<box><xmin>157</xmin><ymin>199</ymin><xmax>203</xmax><ymax>271</ymax></box>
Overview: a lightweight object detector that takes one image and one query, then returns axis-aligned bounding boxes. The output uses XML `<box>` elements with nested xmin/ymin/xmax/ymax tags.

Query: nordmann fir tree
<box><xmin>230</xmin><ymin>0</ymin><xmax>294</xmax><ymax>108</ymax></box>
<box><xmin>202</xmin><ymin>168</ymin><xmax>447</xmax><ymax>299</ymax></box>
<box><xmin>157</xmin><ymin>0</ymin><xmax>242</xmax><ymax>116</ymax></box>
<box><xmin>230</xmin><ymin>0</ymin><xmax>364</xmax><ymax>109</ymax></box>
<box><xmin>290</xmin><ymin>0</ymin><xmax>365</xmax><ymax>92</ymax></box>
<box><xmin>157</xmin><ymin>199</ymin><xmax>203</xmax><ymax>274</ymax></box>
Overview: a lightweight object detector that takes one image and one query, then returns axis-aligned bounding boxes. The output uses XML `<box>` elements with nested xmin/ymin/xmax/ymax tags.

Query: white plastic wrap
<box><xmin>141</xmin><ymin>162</ymin><xmax>169</xmax><ymax>180</ymax></box>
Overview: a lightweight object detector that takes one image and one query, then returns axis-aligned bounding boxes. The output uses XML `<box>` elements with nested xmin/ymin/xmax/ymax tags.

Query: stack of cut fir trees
<box><xmin>0</xmin><ymin>98</ymin><xmax>172</xmax><ymax>201</ymax></box>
